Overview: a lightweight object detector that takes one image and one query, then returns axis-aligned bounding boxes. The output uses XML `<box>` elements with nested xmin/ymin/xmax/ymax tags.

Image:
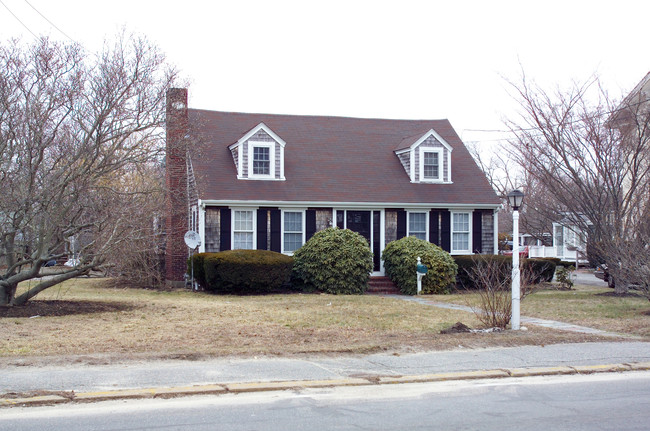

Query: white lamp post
<box><xmin>507</xmin><ymin>189</ymin><xmax>525</xmax><ymax>330</ymax></box>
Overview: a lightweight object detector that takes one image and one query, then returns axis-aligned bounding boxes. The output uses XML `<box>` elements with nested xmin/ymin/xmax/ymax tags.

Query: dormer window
<box><xmin>249</xmin><ymin>142</ymin><xmax>275</xmax><ymax>178</ymax></box>
<box><xmin>420</xmin><ymin>148</ymin><xmax>442</xmax><ymax>181</ymax></box>
<box><xmin>394</xmin><ymin>129</ymin><xmax>453</xmax><ymax>184</ymax></box>
<box><xmin>253</xmin><ymin>146</ymin><xmax>270</xmax><ymax>175</ymax></box>
<box><xmin>229</xmin><ymin>123</ymin><xmax>286</xmax><ymax>181</ymax></box>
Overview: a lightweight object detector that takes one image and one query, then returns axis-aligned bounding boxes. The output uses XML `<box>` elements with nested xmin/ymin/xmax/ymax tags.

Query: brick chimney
<box><xmin>165</xmin><ymin>88</ymin><xmax>189</xmax><ymax>286</ymax></box>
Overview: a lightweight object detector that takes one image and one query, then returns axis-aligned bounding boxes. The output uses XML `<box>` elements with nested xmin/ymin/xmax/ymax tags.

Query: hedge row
<box><xmin>187</xmin><ymin>228</ymin><xmax>373</xmax><ymax>295</ymax></box>
<box><xmin>187</xmin><ymin>247</ymin><xmax>558</xmax><ymax>295</ymax></box>
<box><xmin>453</xmin><ymin>255</ymin><xmax>557</xmax><ymax>289</ymax></box>
<box><xmin>188</xmin><ymin>250</ymin><xmax>293</xmax><ymax>294</ymax></box>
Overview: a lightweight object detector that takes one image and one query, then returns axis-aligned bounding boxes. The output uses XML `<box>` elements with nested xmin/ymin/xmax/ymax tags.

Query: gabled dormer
<box><xmin>229</xmin><ymin>123</ymin><xmax>286</xmax><ymax>180</ymax></box>
<box><xmin>394</xmin><ymin>129</ymin><xmax>453</xmax><ymax>183</ymax></box>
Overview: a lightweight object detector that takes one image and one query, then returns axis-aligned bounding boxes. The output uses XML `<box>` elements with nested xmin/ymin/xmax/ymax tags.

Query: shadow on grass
<box><xmin>0</xmin><ymin>300</ymin><xmax>139</xmax><ymax>318</ymax></box>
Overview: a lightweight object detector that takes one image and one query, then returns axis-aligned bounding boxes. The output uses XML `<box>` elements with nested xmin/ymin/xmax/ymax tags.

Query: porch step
<box><xmin>367</xmin><ymin>276</ymin><xmax>401</xmax><ymax>295</ymax></box>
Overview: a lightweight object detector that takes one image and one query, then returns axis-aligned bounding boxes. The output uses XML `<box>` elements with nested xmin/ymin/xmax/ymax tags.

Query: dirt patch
<box><xmin>0</xmin><ymin>300</ymin><xmax>138</xmax><ymax>318</ymax></box>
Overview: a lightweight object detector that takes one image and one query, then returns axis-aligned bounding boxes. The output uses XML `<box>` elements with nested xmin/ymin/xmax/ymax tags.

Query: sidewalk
<box><xmin>2</xmin><ymin>341</ymin><xmax>650</xmax><ymax>407</ymax></box>
<box><xmin>3</xmin><ymin>270</ymin><xmax>647</xmax><ymax>407</ymax></box>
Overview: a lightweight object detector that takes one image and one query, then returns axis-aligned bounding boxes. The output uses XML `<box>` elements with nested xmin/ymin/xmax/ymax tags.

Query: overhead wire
<box><xmin>23</xmin><ymin>0</ymin><xmax>76</xmax><ymax>43</ymax></box>
<box><xmin>0</xmin><ymin>0</ymin><xmax>38</xmax><ymax>39</ymax></box>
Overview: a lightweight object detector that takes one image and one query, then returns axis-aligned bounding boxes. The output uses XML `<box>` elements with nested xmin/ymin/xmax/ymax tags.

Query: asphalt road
<box><xmin>2</xmin><ymin>371</ymin><xmax>649</xmax><ymax>431</ymax></box>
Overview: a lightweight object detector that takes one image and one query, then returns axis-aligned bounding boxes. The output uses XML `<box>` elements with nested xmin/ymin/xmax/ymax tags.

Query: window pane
<box><xmin>453</xmin><ymin>233</ymin><xmax>469</xmax><ymax>251</ymax></box>
<box><xmin>234</xmin><ymin>232</ymin><xmax>253</xmax><ymax>250</ymax></box>
<box><xmin>414</xmin><ymin>232</ymin><xmax>427</xmax><ymax>241</ymax></box>
<box><xmin>423</xmin><ymin>152</ymin><xmax>439</xmax><ymax>179</ymax></box>
<box><xmin>284</xmin><ymin>212</ymin><xmax>302</xmax><ymax>232</ymax></box>
<box><xmin>409</xmin><ymin>213</ymin><xmax>426</xmax><ymax>233</ymax></box>
<box><xmin>253</xmin><ymin>146</ymin><xmax>270</xmax><ymax>175</ymax></box>
<box><xmin>284</xmin><ymin>232</ymin><xmax>302</xmax><ymax>252</ymax></box>
<box><xmin>453</xmin><ymin>213</ymin><xmax>469</xmax><ymax>232</ymax></box>
<box><xmin>234</xmin><ymin>211</ymin><xmax>253</xmax><ymax>231</ymax></box>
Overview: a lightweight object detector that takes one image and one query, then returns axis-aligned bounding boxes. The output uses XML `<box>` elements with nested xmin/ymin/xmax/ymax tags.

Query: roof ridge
<box><xmin>188</xmin><ymin>107</ymin><xmax>450</xmax><ymax>123</ymax></box>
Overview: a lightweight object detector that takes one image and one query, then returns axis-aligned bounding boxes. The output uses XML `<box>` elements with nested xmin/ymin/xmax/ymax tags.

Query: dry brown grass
<box><xmin>0</xmin><ymin>278</ymin><xmax>616</xmax><ymax>364</ymax></box>
<box><xmin>432</xmin><ymin>283</ymin><xmax>650</xmax><ymax>338</ymax></box>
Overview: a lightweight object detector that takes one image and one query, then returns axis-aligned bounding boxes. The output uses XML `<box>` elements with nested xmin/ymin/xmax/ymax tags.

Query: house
<box><xmin>164</xmin><ymin>89</ymin><xmax>502</xmax><ymax>285</ymax></box>
<box><xmin>526</xmin><ymin>220</ymin><xmax>588</xmax><ymax>264</ymax></box>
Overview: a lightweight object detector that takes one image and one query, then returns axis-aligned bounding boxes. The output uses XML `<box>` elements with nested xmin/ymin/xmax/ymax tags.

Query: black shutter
<box><xmin>396</xmin><ymin>209</ymin><xmax>407</xmax><ymax>239</ymax></box>
<box><xmin>440</xmin><ymin>210</ymin><xmax>451</xmax><ymax>252</ymax></box>
<box><xmin>429</xmin><ymin>210</ymin><xmax>440</xmax><ymax>246</ymax></box>
<box><xmin>256</xmin><ymin>209</ymin><xmax>268</xmax><ymax>250</ymax></box>
<box><xmin>306</xmin><ymin>210</ymin><xmax>317</xmax><ymax>240</ymax></box>
<box><xmin>472</xmin><ymin>211</ymin><xmax>483</xmax><ymax>254</ymax></box>
<box><xmin>220</xmin><ymin>208</ymin><xmax>231</xmax><ymax>251</ymax></box>
<box><xmin>270</xmin><ymin>210</ymin><xmax>281</xmax><ymax>252</ymax></box>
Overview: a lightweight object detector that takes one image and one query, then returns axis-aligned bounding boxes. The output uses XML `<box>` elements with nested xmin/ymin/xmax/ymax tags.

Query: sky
<box><xmin>1</xmin><ymin>0</ymin><xmax>649</xmax><ymax>152</ymax></box>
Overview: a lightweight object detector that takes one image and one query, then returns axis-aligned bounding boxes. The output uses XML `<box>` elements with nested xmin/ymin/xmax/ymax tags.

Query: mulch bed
<box><xmin>0</xmin><ymin>300</ymin><xmax>137</xmax><ymax>318</ymax></box>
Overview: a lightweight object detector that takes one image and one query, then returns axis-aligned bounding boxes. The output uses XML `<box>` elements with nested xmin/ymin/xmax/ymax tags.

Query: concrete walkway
<box><xmin>399</xmin><ymin>296</ymin><xmax>636</xmax><ymax>339</ymax></box>
<box><xmin>392</xmin><ymin>267</ymin><xmax>633</xmax><ymax>339</ymax></box>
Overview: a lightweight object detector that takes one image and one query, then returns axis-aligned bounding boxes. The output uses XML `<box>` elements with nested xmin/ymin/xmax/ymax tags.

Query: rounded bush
<box><xmin>292</xmin><ymin>227</ymin><xmax>373</xmax><ymax>294</ymax></box>
<box><xmin>382</xmin><ymin>236</ymin><xmax>458</xmax><ymax>295</ymax></box>
<box><xmin>202</xmin><ymin>249</ymin><xmax>293</xmax><ymax>294</ymax></box>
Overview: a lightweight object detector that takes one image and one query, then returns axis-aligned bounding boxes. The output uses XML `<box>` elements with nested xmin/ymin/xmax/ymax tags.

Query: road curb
<box><xmin>3</xmin><ymin>362</ymin><xmax>650</xmax><ymax>408</ymax></box>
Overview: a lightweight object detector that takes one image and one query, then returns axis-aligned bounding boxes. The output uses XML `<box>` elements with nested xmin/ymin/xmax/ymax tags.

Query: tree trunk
<box><xmin>0</xmin><ymin>283</ymin><xmax>17</xmax><ymax>306</ymax></box>
<box><xmin>11</xmin><ymin>268</ymin><xmax>91</xmax><ymax>306</ymax></box>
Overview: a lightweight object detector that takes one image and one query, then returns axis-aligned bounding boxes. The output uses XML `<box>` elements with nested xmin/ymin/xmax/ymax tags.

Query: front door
<box><xmin>346</xmin><ymin>211</ymin><xmax>370</xmax><ymax>244</ymax></box>
<box><xmin>338</xmin><ymin>210</ymin><xmax>382</xmax><ymax>273</ymax></box>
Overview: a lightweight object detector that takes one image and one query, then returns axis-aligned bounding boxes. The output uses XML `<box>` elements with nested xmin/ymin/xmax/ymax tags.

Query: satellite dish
<box><xmin>184</xmin><ymin>231</ymin><xmax>201</xmax><ymax>249</ymax></box>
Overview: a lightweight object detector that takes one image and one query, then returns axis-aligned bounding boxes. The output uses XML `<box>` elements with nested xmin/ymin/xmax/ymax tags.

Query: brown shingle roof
<box><xmin>187</xmin><ymin>109</ymin><xmax>500</xmax><ymax>207</ymax></box>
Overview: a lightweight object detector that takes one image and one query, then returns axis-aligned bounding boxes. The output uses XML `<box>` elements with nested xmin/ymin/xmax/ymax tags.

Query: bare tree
<box><xmin>465</xmin><ymin>256</ymin><xmax>537</xmax><ymax>328</ymax></box>
<box><xmin>505</xmin><ymin>74</ymin><xmax>650</xmax><ymax>297</ymax></box>
<box><xmin>468</xmin><ymin>141</ymin><xmax>556</xmax><ymax>244</ymax></box>
<box><xmin>0</xmin><ymin>35</ymin><xmax>177</xmax><ymax>305</ymax></box>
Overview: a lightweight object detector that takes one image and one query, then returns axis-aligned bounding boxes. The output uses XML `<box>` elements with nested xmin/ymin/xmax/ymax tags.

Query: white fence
<box><xmin>528</xmin><ymin>245</ymin><xmax>588</xmax><ymax>263</ymax></box>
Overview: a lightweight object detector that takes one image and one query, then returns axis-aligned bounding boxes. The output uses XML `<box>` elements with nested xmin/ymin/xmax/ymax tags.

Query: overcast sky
<box><xmin>2</xmin><ymin>0</ymin><xmax>649</xmax><ymax>150</ymax></box>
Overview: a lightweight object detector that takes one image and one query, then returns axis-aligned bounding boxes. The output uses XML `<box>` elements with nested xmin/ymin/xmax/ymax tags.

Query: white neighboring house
<box><xmin>527</xmin><ymin>221</ymin><xmax>588</xmax><ymax>264</ymax></box>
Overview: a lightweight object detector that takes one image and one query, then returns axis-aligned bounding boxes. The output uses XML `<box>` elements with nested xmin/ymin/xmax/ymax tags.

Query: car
<box><xmin>502</xmin><ymin>245</ymin><xmax>529</xmax><ymax>258</ymax></box>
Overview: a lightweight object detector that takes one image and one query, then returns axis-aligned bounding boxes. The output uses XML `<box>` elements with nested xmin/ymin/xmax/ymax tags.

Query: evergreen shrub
<box><xmin>292</xmin><ymin>227</ymin><xmax>373</xmax><ymax>294</ymax></box>
<box><xmin>524</xmin><ymin>258</ymin><xmax>557</xmax><ymax>283</ymax></box>
<box><xmin>453</xmin><ymin>255</ymin><xmax>557</xmax><ymax>288</ymax></box>
<box><xmin>187</xmin><ymin>252</ymin><xmax>213</xmax><ymax>288</ymax></box>
<box><xmin>201</xmin><ymin>249</ymin><xmax>293</xmax><ymax>294</ymax></box>
<box><xmin>382</xmin><ymin>236</ymin><xmax>458</xmax><ymax>295</ymax></box>
<box><xmin>453</xmin><ymin>254</ymin><xmax>511</xmax><ymax>290</ymax></box>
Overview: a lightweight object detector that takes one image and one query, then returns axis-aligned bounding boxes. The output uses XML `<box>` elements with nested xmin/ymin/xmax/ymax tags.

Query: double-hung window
<box><xmin>282</xmin><ymin>211</ymin><xmax>304</xmax><ymax>253</ymax></box>
<box><xmin>419</xmin><ymin>147</ymin><xmax>443</xmax><ymax>182</ymax></box>
<box><xmin>253</xmin><ymin>146</ymin><xmax>270</xmax><ymax>175</ymax></box>
<box><xmin>233</xmin><ymin>210</ymin><xmax>254</xmax><ymax>249</ymax></box>
<box><xmin>249</xmin><ymin>142</ymin><xmax>274</xmax><ymax>178</ymax></box>
<box><xmin>408</xmin><ymin>212</ymin><xmax>427</xmax><ymax>241</ymax></box>
<box><xmin>452</xmin><ymin>212</ymin><xmax>471</xmax><ymax>253</ymax></box>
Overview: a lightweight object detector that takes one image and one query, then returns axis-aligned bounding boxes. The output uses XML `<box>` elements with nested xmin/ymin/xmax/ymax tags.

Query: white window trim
<box><xmin>281</xmin><ymin>209</ymin><xmax>306</xmax><ymax>255</ymax></box>
<box><xmin>231</xmin><ymin>208</ymin><xmax>257</xmax><ymax>250</ymax></box>
<box><xmin>450</xmin><ymin>210</ymin><xmax>472</xmax><ymax>254</ymax></box>
<box><xmin>407</xmin><ymin>210</ymin><xmax>428</xmax><ymax>241</ymax></box>
<box><xmin>419</xmin><ymin>147</ymin><xmax>444</xmax><ymax>183</ymax></box>
<box><xmin>248</xmin><ymin>141</ymin><xmax>275</xmax><ymax>179</ymax></box>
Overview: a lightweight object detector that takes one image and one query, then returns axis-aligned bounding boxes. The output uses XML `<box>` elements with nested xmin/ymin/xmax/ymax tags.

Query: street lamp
<box><xmin>507</xmin><ymin>189</ymin><xmax>525</xmax><ymax>330</ymax></box>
